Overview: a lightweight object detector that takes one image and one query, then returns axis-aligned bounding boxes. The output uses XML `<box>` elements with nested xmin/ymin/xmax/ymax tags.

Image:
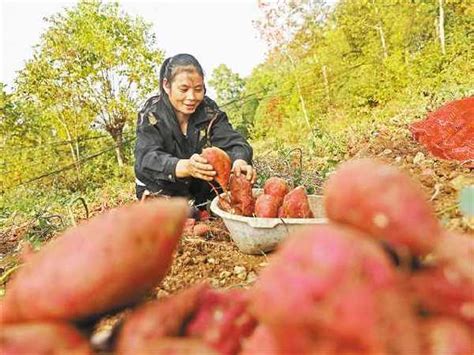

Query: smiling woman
<box><xmin>134</xmin><ymin>54</ymin><xmax>256</xmax><ymax>214</ymax></box>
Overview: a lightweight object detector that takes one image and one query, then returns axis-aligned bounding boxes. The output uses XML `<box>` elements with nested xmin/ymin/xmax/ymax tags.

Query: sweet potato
<box><xmin>185</xmin><ymin>287</ymin><xmax>257</xmax><ymax>355</ymax></box>
<box><xmin>249</xmin><ymin>224</ymin><xmax>419</xmax><ymax>354</ymax></box>
<box><xmin>279</xmin><ymin>186</ymin><xmax>314</xmax><ymax>218</ymax></box>
<box><xmin>255</xmin><ymin>194</ymin><xmax>280</xmax><ymax>218</ymax></box>
<box><xmin>1</xmin><ymin>199</ymin><xmax>188</xmax><ymax>323</ymax></box>
<box><xmin>120</xmin><ymin>337</ymin><xmax>217</xmax><ymax>355</ymax></box>
<box><xmin>324</xmin><ymin>158</ymin><xmax>441</xmax><ymax>255</ymax></box>
<box><xmin>201</xmin><ymin>147</ymin><xmax>231</xmax><ymax>191</ymax></box>
<box><xmin>263</xmin><ymin>177</ymin><xmax>289</xmax><ymax>205</ymax></box>
<box><xmin>421</xmin><ymin>317</ymin><xmax>473</xmax><ymax>355</ymax></box>
<box><xmin>410</xmin><ymin>265</ymin><xmax>474</xmax><ymax>326</ymax></box>
<box><xmin>0</xmin><ymin>322</ymin><xmax>92</xmax><ymax>355</ymax></box>
<box><xmin>117</xmin><ymin>283</ymin><xmax>209</xmax><ymax>353</ymax></box>
<box><xmin>229</xmin><ymin>174</ymin><xmax>255</xmax><ymax>216</ymax></box>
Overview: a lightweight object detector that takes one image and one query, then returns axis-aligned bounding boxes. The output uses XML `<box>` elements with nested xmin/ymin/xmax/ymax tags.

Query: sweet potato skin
<box><xmin>117</xmin><ymin>283</ymin><xmax>208</xmax><ymax>353</ymax></box>
<box><xmin>421</xmin><ymin>317</ymin><xmax>473</xmax><ymax>355</ymax></box>
<box><xmin>201</xmin><ymin>147</ymin><xmax>231</xmax><ymax>191</ymax></box>
<box><xmin>229</xmin><ymin>174</ymin><xmax>255</xmax><ymax>216</ymax></box>
<box><xmin>263</xmin><ymin>177</ymin><xmax>289</xmax><ymax>205</ymax></box>
<box><xmin>255</xmin><ymin>194</ymin><xmax>280</xmax><ymax>218</ymax></box>
<box><xmin>279</xmin><ymin>186</ymin><xmax>314</xmax><ymax>218</ymax></box>
<box><xmin>120</xmin><ymin>337</ymin><xmax>217</xmax><ymax>355</ymax></box>
<box><xmin>0</xmin><ymin>321</ymin><xmax>92</xmax><ymax>355</ymax></box>
<box><xmin>1</xmin><ymin>199</ymin><xmax>188</xmax><ymax>323</ymax></box>
<box><xmin>324</xmin><ymin>158</ymin><xmax>441</xmax><ymax>255</ymax></box>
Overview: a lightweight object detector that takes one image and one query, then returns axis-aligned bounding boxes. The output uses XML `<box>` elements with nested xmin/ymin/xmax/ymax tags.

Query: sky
<box><xmin>0</xmin><ymin>0</ymin><xmax>268</xmax><ymax>94</ymax></box>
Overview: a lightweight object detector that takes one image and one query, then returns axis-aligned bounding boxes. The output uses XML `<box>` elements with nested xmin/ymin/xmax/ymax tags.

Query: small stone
<box><xmin>413</xmin><ymin>152</ymin><xmax>425</xmax><ymax>165</ymax></box>
<box><xmin>234</xmin><ymin>266</ymin><xmax>246</xmax><ymax>275</ymax></box>
<box><xmin>207</xmin><ymin>258</ymin><xmax>216</xmax><ymax>264</ymax></box>
<box><xmin>219</xmin><ymin>271</ymin><xmax>231</xmax><ymax>279</ymax></box>
<box><xmin>395</xmin><ymin>156</ymin><xmax>402</xmax><ymax>163</ymax></box>
<box><xmin>246</xmin><ymin>271</ymin><xmax>258</xmax><ymax>283</ymax></box>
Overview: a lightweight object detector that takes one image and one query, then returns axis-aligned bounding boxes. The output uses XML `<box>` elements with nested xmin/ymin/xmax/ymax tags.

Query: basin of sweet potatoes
<box><xmin>210</xmin><ymin>189</ymin><xmax>327</xmax><ymax>254</ymax></box>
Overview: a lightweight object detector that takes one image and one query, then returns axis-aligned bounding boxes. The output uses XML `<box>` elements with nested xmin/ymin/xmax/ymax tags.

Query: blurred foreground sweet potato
<box><xmin>0</xmin><ymin>322</ymin><xmax>92</xmax><ymax>355</ymax></box>
<box><xmin>279</xmin><ymin>186</ymin><xmax>314</xmax><ymax>218</ymax></box>
<box><xmin>201</xmin><ymin>147</ymin><xmax>231</xmax><ymax>191</ymax></box>
<box><xmin>1</xmin><ymin>199</ymin><xmax>188</xmax><ymax>323</ymax></box>
<box><xmin>229</xmin><ymin>174</ymin><xmax>255</xmax><ymax>216</ymax></box>
<box><xmin>120</xmin><ymin>337</ymin><xmax>217</xmax><ymax>355</ymax></box>
<box><xmin>421</xmin><ymin>317</ymin><xmax>473</xmax><ymax>355</ymax></box>
<box><xmin>249</xmin><ymin>224</ymin><xmax>419</xmax><ymax>354</ymax></box>
<box><xmin>255</xmin><ymin>194</ymin><xmax>280</xmax><ymax>218</ymax></box>
<box><xmin>263</xmin><ymin>177</ymin><xmax>289</xmax><ymax>205</ymax></box>
<box><xmin>324</xmin><ymin>158</ymin><xmax>441</xmax><ymax>255</ymax></box>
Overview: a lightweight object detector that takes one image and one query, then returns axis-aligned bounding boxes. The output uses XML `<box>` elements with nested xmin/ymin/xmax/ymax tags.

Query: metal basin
<box><xmin>210</xmin><ymin>189</ymin><xmax>328</xmax><ymax>254</ymax></box>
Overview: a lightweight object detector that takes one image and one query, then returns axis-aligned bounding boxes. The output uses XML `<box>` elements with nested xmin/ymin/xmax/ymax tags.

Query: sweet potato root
<box><xmin>117</xmin><ymin>283</ymin><xmax>208</xmax><ymax>353</ymax></box>
<box><xmin>1</xmin><ymin>199</ymin><xmax>188</xmax><ymax>323</ymax></box>
<box><xmin>201</xmin><ymin>147</ymin><xmax>231</xmax><ymax>191</ymax></box>
<box><xmin>249</xmin><ymin>224</ymin><xmax>419</xmax><ymax>353</ymax></box>
<box><xmin>279</xmin><ymin>186</ymin><xmax>314</xmax><ymax>218</ymax></box>
<box><xmin>229</xmin><ymin>174</ymin><xmax>255</xmax><ymax>216</ymax></box>
<box><xmin>263</xmin><ymin>177</ymin><xmax>289</xmax><ymax>205</ymax></box>
<box><xmin>324</xmin><ymin>158</ymin><xmax>441</xmax><ymax>255</ymax></box>
<box><xmin>0</xmin><ymin>322</ymin><xmax>92</xmax><ymax>355</ymax></box>
<box><xmin>255</xmin><ymin>194</ymin><xmax>280</xmax><ymax>218</ymax></box>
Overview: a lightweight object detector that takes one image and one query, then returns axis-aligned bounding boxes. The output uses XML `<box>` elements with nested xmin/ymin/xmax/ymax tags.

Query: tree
<box><xmin>209</xmin><ymin>64</ymin><xmax>245</xmax><ymax>105</ymax></box>
<box><xmin>15</xmin><ymin>0</ymin><xmax>163</xmax><ymax>168</ymax></box>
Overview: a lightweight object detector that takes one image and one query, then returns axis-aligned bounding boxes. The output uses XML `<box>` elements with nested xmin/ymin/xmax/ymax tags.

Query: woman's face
<box><xmin>164</xmin><ymin>69</ymin><xmax>205</xmax><ymax>117</ymax></box>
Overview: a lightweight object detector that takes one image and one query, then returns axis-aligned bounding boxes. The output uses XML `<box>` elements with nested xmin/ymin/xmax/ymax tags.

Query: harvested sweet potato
<box><xmin>249</xmin><ymin>224</ymin><xmax>419</xmax><ymax>354</ymax></box>
<box><xmin>255</xmin><ymin>194</ymin><xmax>280</xmax><ymax>218</ymax></box>
<box><xmin>410</xmin><ymin>265</ymin><xmax>474</xmax><ymax>326</ymax></box>
<box><xmin>0</xmin><ymin>321</ymin><xmax>92</xmax><ymax>355</ymax></box>
<box><xmin>229</xmin><ymin>174</ymin><xmax>255</xmax><ymax>216</ymax></box>
<box><xmin>185</xmin><ymin>287</ymin><xmax>257</xmax><ymax>355</ymax></box>
<box><xmin>201</xmin><ymin>147</ymin><xmax>231</xmax><ymax>191</ymax></box>
<box><xmin>324</xmin><ymin>158</ymin><xmax>441</xmax><ymax>255</ymax></box>
<box><xmin>263</xmin><ymin>177</ymin><xmax>289</xmax><ymax>205</ymax></box>
<box><xmin>1</xmin><ymin>199</ymin><xmax>188</xmax><ymax>323</ymax></box>
<box><xmin>120</xmin><ymin>337</ymin><xmax>217</xmax><ymax>355</ymax></box>
<box><xmin>117</xmin><ymin>283</ymin><xmax>208</xmax><ymax>353</ymax></box>
<box><xmin>279</xmin><ymin>186</ymin><xmax>314</xmax><ymax>218</ymax></box>
<box><xmin>421</xmin><ymin>317</ymin><xmax>473</xmax><ymax>355</ymax></box>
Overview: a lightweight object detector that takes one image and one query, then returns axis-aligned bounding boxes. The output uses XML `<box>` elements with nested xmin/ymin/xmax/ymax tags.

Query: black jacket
<box><xmin>134</xmin><ymin>94</ymin><xmax>253</xmax><ymax>197</ymax></box>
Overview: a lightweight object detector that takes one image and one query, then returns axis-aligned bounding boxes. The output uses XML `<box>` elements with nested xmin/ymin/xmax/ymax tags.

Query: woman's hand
<box><xmin>232</xmin><ymin>159</ymin><xmax>257</xmax><ymax>184</ymax></box>
<box><xmin>176</xmin><ymin>154</ymin><xmax>216</xmax><ymax>181</ymax></box>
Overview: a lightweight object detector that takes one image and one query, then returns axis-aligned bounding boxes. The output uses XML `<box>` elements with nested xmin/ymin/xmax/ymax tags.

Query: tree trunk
<box><xmin>438</xmin><ymin>0</ymin><xmax>446</xmax><ymax>55</ymax></box>
<box><xmin>371</xmin><ymin>0</ymin><xmax>388</xmax><ymax>60</ymax></box>
<box><xmin>321</xmin><ymin>65</ymin><xmax>331</xmax><ymax>107</ymax></box>
<box><xmin>285</xmin><ymin>52</ymin><xmax>311</xmax><ymax>130</ymax></box>
<box><xmin>111</xmin><ymin>130</ymin><xmax>126</xmax><ymax>167</ymax></box>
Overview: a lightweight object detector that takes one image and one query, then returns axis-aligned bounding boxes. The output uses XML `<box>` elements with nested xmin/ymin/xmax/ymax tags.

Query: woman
<box><xmin>134</xmin><ymin>53</ymin><xmax>256</xmax><ymax>211</ymax></box>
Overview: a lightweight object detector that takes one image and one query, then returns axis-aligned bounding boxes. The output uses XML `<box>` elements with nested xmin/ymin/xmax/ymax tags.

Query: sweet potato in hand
<box><xmin>279</xmin><ymin>186</ymin><xmax>314</xmax><ymax>218</ymax></box>
<box><xmin>324</xmin><ymin>158</ymin><xmax>441</xmax><ymax>255</ymax></box>
<box><xmin>255</xmin><ymin>194</ymin><xmax>280</xmax><ymax>218</ymax></box>
<box><xmin>1</xmin><ymin>199</ymin><xmax>188</xmax><ymax>323</ymax></box>
<box><xmin>0</xmin><ymin>322</ymin><xmax>92</xmax><ymax>355</ymax></box>
<box><xmin>201</xmin><ymin>147</ymin><xmax>231</xmax><ymax>191</ymax></box>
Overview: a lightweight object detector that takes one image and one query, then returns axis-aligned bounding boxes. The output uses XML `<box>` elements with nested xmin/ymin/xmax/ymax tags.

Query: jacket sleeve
<box><xmin>210</xmin><ymin>111</ymin><xmax>253</xmax><ymax>164</ymax></box>
<box><xmin>134</xmin><ymin>115</ymin><xmax>179</xmax><ymax>183</ymax></box>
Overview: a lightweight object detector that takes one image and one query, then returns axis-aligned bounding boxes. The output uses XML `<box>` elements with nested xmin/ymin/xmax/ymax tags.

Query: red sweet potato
<box><xmin>185</xmin><ymin>287</ymin><xmax>257</xmax><ymax>355</ymax></box>
<box><xmin>0</xmin><ymin>321</ymin><xmax>92</xmax><ymax>355</ymax></box>
<box><xmin>263</xmin><ymin>177</ymin><xmax>289</xmax><ymax>205</ymax></box>
<box><xmin>249</xmin><ymin>224</ymin><xmax>419</xmax><ymax>354</ymax></box>
<box><xmin>324</xmin><ymin>158</ymin><xmax>441</xmax><ymax>255</ymax></box>
<box><xmin>255</xmin><ymin>194</ymin><xmax>280</xmax><ymax>218</ymax></box>
<box><xmin>201</xmin><ymin>147</ymin><xmax>231</xmax><ymax>191</ymax></box>
<box><xmin>279</xmin><ymin>186</ymin><xmax>314</xmax><ymax>218</ymax></box>
<box><xmin>421</xmin><ymin>317</ymin><xmax>473</xmax><ymax>355</ymax></box>
<box><xmin>410</xmin><ymin>265</ymin><xmax>474</xmax><ymax>326</ymax></box>
<box><xmin>229</xmin><ymin>174</ymin><xmax>255</xmax><ymax>216</ymax></box>
<box><xmin>117</xmin><ymin>283</ymin><xmax>209</xmax><ymax>353</ymax></box>
<box><xmin>120</xmin><ymin>337</ymin><xmax>217</xmax><ymax>355</ymax></box>
<box><xmin>1</xmin><ymin>199</ymin><xmax>188</xmax><ymax>323</ymax></box>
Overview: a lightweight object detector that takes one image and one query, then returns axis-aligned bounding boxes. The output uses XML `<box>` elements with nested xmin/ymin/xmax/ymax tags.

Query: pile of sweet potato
<box><xmin>1</xmin><ymin>158</ymin><xmax>472</xmax><ymax>354</ymax></box>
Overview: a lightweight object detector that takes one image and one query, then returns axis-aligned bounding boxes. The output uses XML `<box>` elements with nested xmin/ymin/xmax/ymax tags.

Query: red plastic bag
<box><xmin>410</xmin><ymin>97</ymin><xmax>474</xmax><ymax>166</ymax></box>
